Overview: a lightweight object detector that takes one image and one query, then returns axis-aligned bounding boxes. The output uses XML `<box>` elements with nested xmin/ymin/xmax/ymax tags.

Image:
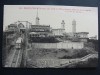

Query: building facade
<box><xmin>17</xmin><ymin>23</ymin><xmax>26</xmax><ymax>34</ymax></box>
<box><xmin>52</xmin><ymin>29</ymin><xmax>65</xmax><ymax>37</ymax></box>
<box><xmin>29</xmin><ymin>25</ymin><xmax>52</xmax><ymax>37</ymax></box>
<box><xmin>7</xmin><ymin>24</ymin><xmax>18</xmax><ymax>33</ymax></box>
<box><xmin>52</xmin><ymin>20</ymin><xmax>65</xmax><ymax>37</ymax></box>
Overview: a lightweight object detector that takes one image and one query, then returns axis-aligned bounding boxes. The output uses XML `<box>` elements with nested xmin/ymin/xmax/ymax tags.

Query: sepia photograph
<box><xmin>2</xmin><ymin>5</ymin><xmax>98</xmax><ymax>68</ymax></box>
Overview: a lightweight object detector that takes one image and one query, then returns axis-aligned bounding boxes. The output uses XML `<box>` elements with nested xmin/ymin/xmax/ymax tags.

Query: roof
<box><xmin>16</xmin><ymin>37</ymin><xmax>22</xmax><ymax>43</ymax></box>
<box><xmin>18</xmin><ymin>23</ymin><xmax>25</xmax><ymax>28</ymax></box>
<box><xmin>76</xmin><ymin>32</ymin><xmax>89</xmax><ymax>34</ymax></box>
<box><xmin>29</xmin><ymin>32</ymin><xmax>52</xmax><ymax>35</ymax></box>
<box><xmin>6</xmin><ymin>30</ymin><xmax>15</xmax><ymax>32</ymax></box>
<box><xmin>29</xmin><ymin>32</ymin><xmax>37</xmax><ymax>34</ymax></box>
<box><xmin>31</xmin><ymin>25</ymin><xmax>50</xmax><ymax>27</ymax></box>
<box><xmin>8</xmin><ymin>24</ymin><xmax>17</xmax><ymax>27</ymax></box>
<box><xmin>52</xmin><ymin>28</ymin><xmax>65</xmax><ymax>30</ymax></box>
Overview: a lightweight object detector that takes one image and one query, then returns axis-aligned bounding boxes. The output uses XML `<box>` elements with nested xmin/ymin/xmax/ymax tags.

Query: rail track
<box><xmin>9</xmin><ymin>49</ymin><xmax>22</xmax><ymax>67</ymax></box>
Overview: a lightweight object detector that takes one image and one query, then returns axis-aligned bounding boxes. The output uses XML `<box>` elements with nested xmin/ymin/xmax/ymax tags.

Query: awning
<box><xmin>29</xmin><ymin>32</ymin><xmax>38</xmax><ymax>34</ymax></box>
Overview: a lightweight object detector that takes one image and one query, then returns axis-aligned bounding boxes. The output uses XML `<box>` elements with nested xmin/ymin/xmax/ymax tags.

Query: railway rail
<box><xmin>5</xmin><ymin>49</ymin><xmax>22</xmax><ymax>67</ymax></box>
<box><xmin>11</xmin><ymin>49</ymin><xmax>20</xmax><ymax>67</ymax></box>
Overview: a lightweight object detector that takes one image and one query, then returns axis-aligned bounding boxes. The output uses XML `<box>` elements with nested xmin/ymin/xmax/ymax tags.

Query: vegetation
<box><xmin>58</xmin><ymin>48</ymin><xmax>96</xmax><ymax>59</ymax></box>
<box><xmin>29</xmin><ymin>37</ymin><xmax>59</xmax><ymax>43</ymax></box>
<box><xmin>27</xmin><ymin>39</ymin><xmax>98</xmax><ymax>68</ymax></box>
<box><xmin>87</xmin><ymin>39</ymin><xmax>98</xmax><ymax>51</ymax></box>
<box><xmin>69</xmin><ymin>57</ymin><xmax>98</xmax><ymax>68</ymax></box>
<box><xmin>2</xmin><ymin>32</ymin><xmax>18</xmax><ymax>66</ymax></box>
<box><xmin>27</xmin><ymin>48</ymin><xmax>98</xmax><ymax>68</ymax></box>
<box><xmin>28</xmin><ymin>48</ymin><xmax>97</xmax><ymax>60</ymax></box>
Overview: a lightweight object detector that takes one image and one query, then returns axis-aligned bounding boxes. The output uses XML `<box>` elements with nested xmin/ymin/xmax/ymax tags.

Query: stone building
<box><xmin>52</xmin><ymin>28</ymin><xmax>65</xmax><ymax>37</ymax></box>
<box><xmin>29</xmin><ymin>9</ymin><xmax>52</xmax><ymax>38</ymax></box>
<box><xmin>17</xmin><ymin>23</ymin><xmax>25</xmax><ymax>33</ymax></box>
<box><xmin>52</xmin><ymin>20</ymin><xmax>65</xmax><ymax>37</ymax></box>
<box><xmin>72</xmin><ymin>19</ymin><xmax>76</xmax><ymax>33</ymax></box>
<box><xmin>76</xmin><ymin>32</ymin><xmax>89</xmax><ymax>42</ymax></box>
<box><xmin>29</xmin><ymin>25</ymin><xmax>52</xmax><ymax>37</ymax></box>
<box><xmin>89</xmin><ymin>35</ymin><xmax>97</xmax><ymax>40</ymax></box>
<box><xmin>65</xmin><ymin>20</ymin><xmax>89</xmax><ymax>42</ymax></box>
<box><xmin>7</xmin><ymin>24</ymin><xmax>18</xmax><ymax>33</ymax></box>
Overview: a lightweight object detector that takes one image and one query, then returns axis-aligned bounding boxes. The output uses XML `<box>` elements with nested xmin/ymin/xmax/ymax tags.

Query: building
<box><xmin>52</xmin><ymin>20</ymin><xmax>65</xmax><ymax>37</ymax></box>
<box><xmin>52</xmin><ymin>28</ymin><xmax>65</xmax><ymax>37</ymax></box>
<box><xmin>29</xmin><ymin>9</ymin><xmax>52</xmax><ymax>38</ymax></box>
<box><xmin>35</xmin><ymin>8</ymin><xmax>40</xmax><ymax>25</ymax></box>
<box><xmin>72</xmin><ymin>19</ymin><xmax>76</xmax><ymax>33</ymax></box>
<box><xmin>71</xmin><ymin>20</ymin><xmax>89</xmax><ymax>42</ymax></box>
<box><xmin>76</xmin><ymin>32</ymin><xmax>89</xmax><ymax>42</ymax></box>
<box><xmin>76</xmin><ymin>32</ymin><xmax>89</xmax><ymax>38</ymax></box>
<box><xmin>65</xmin><ymin>32</ymin><xmax>89</xmax><ymax>42</ymax></box>
<box><xmin>61</xmin><ymin>20</ymin><xmax>65</xmax><ymax>29</ymax></box>
<box><xmin>30</xmin><ymin>25</ymin><xmax>51</xmax><ymax>32</ymax></box>
<box><xmin>89</xmin><ymin>35</ymin><xmax>97</xmax><ymax>40</ymax></box>
<box><xmin>7</xmin><ymin>24</ymin><xmax>18</xmax><ymax>33</ymax></box>
<box><xmin>5</xmin><ymin>9</ymin><xmax>90</xmax><ymax>43</ymax></box>
<box><xmin>29</xmin><ymin>25</ymin><xmax>52</xmax><ymax>37</ymax></box>
<box><xmin>64</xmin><ymin>20</ymin><xmax>89</xmax><ymax>42</ymax></box>
<box><xmin>17</xmin><ymin>22</ymin><xmax>26</xmax><ymax>34</ymax></box>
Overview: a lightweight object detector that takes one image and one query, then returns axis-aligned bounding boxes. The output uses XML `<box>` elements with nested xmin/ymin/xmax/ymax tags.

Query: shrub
<box><xmin>58</xmin><ymin>55</ymin><xmax>72</xmax><ymax>59</ymax></box>
<box><xmin>72</xmin><ymin>49</ymin><xmax>89</xmax><ymax>58</ymax></box>
<box><xmin>58</xmin><ymin>49</ymin><xmax>93</xmax><ymax>59</ymax></box>
<box><xmin>75</xmin><ymin>57</ymin><xmax>98</xmax><ymax>67</ymax></box>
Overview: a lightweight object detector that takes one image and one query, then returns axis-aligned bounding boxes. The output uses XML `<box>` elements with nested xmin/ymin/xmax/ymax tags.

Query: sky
<box><xmin>3</xmin><ymin>5</ymin><xmax>98</xmax><ymax>38</ymax></box>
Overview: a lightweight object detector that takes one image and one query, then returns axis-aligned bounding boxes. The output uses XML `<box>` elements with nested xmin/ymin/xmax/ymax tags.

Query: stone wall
<box><xmin>32</xmin><ymin>42</ymin><xmax>84</xmax><ymax>49</ymax></box>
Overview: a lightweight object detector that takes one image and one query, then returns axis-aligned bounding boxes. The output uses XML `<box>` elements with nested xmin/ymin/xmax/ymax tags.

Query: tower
<box><xmin>35</xmin><ymin>8</ymin><xmax>40</xmax><ymax>25</ymax></box>
<box><xmin>61</xmin><ymin>20</ymin><xmax>65</xmax><ymax>29</ymax></box>
<box><xmin>72</xmin><ymin>19</ymin><xmax>76</xmax><ymax>33</ymax></box>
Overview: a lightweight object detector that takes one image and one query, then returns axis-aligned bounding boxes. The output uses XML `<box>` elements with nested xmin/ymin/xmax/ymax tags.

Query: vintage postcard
<box><xmin>2</xmin><ymin>5</ymin><xmax>98</xmax><ymax>68</ymax></box>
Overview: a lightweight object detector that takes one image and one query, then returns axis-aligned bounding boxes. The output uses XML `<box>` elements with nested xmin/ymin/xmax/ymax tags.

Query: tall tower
<box><xmin>61</xmin><ymin>20</ymin><xmax>65</xmax><ymax>29</ymax></box>
<box><xmin>35</xmin><ymin>8</ymin><xmax>40</xmax><ymax>25</ymax></box>
<box><xmin>72</xmin><ymin>19</ymin><xmax>76</xmax><ymax>33</ymax></box>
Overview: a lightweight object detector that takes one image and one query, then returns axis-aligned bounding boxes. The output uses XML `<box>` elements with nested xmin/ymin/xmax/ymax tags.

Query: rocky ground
<box><xmin>26</xmin><ymin>48</ymin><xmax>98</xmax><ymax>68</ymax></box>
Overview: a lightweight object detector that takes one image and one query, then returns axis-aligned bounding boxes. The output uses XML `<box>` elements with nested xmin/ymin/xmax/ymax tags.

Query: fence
<box><xmin>32</xmin><ymin>42</ymin><xmax>84</xmax><ymax>49</ymax></box>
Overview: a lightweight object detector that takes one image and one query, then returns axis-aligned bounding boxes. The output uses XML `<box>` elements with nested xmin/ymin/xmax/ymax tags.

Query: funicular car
<box><xmin>15</xmin><ymin>37</ymin><xmax>23</xmax><ymax>50</ymax></box>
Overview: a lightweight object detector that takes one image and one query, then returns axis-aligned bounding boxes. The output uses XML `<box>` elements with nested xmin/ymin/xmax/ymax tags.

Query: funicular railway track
<box><xmin>4</xmin><ymin>48</ymin><xmax>22</xmax><ymax>67</ymax></box>
<box><xmin>11</xmin><ymin>49</ymin><xmax>21</xmax><ymax>67</ymax></box>
<box><xmin>5</xmin><ymin>37</ymin><xmax>24</xmax><ymax>67</ymax></box>
<box><xmin>10</xmin><ymin>37</ymin><xmax>23</xmax><ymax>67</ymax></box>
